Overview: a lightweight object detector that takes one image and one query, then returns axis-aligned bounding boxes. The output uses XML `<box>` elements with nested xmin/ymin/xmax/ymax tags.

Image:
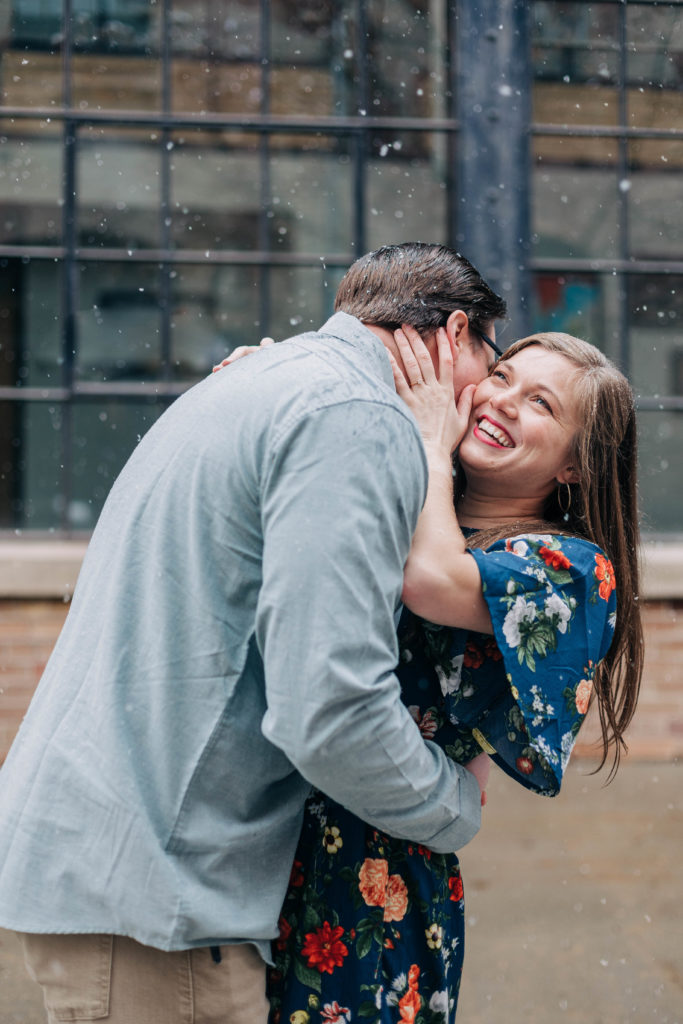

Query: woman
<box><xmin>224</xmin><ymin>324</ymin><xmax>642</xmax><ymax>1023</ymax></box>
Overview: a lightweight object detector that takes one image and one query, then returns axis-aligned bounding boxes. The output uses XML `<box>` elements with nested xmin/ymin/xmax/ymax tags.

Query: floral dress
<box><xmin>268</xmin><ymin>534</ymin><xmax>617</xmax><ymax>1024</ymax></box>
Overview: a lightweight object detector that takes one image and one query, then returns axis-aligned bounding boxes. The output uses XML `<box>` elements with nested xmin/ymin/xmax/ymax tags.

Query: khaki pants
<box><xmin>19</xmin><ymin>932</ymin><xmax>269</xmax><ymax>1024</ymax></box>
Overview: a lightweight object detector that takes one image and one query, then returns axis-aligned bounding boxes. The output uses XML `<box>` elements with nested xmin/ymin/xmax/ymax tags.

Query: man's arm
<box><xmin>255</xmin><ymin>398</ymin><xmax>481</xmax><ymax>853</ymax></box>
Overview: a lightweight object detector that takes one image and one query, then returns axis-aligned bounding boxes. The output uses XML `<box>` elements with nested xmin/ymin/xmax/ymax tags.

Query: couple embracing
<box><xmin>0</xmin><ymin>243</ymin><xmax>642</xmax><ymax>1023</ymax></box>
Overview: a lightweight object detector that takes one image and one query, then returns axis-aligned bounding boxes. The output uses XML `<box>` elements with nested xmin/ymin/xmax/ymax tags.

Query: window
<box><xmin>1</xmin><ymin>1</ymin><xmax>681</xmax><ymax>535</ymax></box>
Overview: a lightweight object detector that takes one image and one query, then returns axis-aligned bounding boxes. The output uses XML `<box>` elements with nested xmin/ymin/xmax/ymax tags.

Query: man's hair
<box><xmin>334</xmin><ymin>242</ymin><xmax>507</xmax><ymax>334</ymax></box>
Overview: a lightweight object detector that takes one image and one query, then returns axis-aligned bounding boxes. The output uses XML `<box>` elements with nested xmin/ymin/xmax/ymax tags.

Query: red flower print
<box><xmin>275</xmin><ymin>914</ymin><xmax>292</xmax><ymax>951</ymax></box>
<box><xmin>399</xmin><ymin>964</ymin><xmax>421</xmax><ymax>1023</ymax></box>
<box><xmin>539</xmin><ymin>545</ymin><xmax>572</xmax><ymax>570</ymax></box>
<box><xmin>301</xmin><ymin>921</ymin><xmax>348</xmax><ymax>975</ymax></box>
<box><xmin>516</xmin><ymin>755</ymin><xmax>534</xmax><ymax>775</ymax></box>
<box><xmin>418</xmin><ymin>709</ymin><xmax>438</xmax><ymax>740</ymax></box>
<box><xmin>416</xmin><ymin>845</ymin><xmax>432</xmax><ymax>860</ymax></box>
<box><xmin>289</xmin><ymin>859</ymin><xmax>304</xmax><ymax>887</ymax></box>
<box><xmin>595</xmin><ymin>553</ymin><xmax>616</xmax><ymax>601</ymax></box>
<box><xmin>464</xmin><ymin>642</ymin><xmax>485</xmax><ymax>669</ymax></box>
<box><xmin>484</xmin><ymin>637</ymin><xmax>503</xmax><ymax>661</ymax></box>
<box><xmin>575</xmin><ymin>678</ymin><xmax>594</xmax><ymax>716</ymax></box>
<box><xmin>384</xmin><ymin>873</ymin><xmax>408</xmax><ymax>922</ymax></box>
<box><xmin>448</xmin><ymin>873</ymin><xmax>464</xmax><ymax>902</ymax></box>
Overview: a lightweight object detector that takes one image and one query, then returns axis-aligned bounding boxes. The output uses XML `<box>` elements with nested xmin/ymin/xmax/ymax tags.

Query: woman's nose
<box><xmin>490</xmin><ymin>389</ymin><xmax>518</xmax><ymax>416</ymax></box>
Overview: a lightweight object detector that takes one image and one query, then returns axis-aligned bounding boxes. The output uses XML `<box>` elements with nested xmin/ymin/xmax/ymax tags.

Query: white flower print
<box><xmin>434</xmin><ymin>654</ymin><xmax>464</xmax><ymax>696</ymax></box>
<box><xmin>429</xmin><ymin>989</ymin><xmax>450</xmax><ymax>1016</ymax></box>
<box><xmin>502</xmin><ymin>596</ymin><xmax>538</xmax><ymax>648</ymax></box>
<box><xmin>544</xmin><ymin>592</ymin><xmax>572</xmax><ymax>633</ymax></box>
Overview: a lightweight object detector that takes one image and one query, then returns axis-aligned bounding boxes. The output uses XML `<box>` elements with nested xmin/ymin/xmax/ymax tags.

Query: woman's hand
<box><xmin>212</xmin><ymin>336</ymin><xmax>275</xmax><ymax>373</ymax></box>
<box><xmin>388</xmin><ymin>324</ymin><xmax>474</xmax><ymax>457</ymax></box>
<box><xmin>464</xmin><ymin>752</ymin><xmax>490</xmax><ymax>807</ymax></box>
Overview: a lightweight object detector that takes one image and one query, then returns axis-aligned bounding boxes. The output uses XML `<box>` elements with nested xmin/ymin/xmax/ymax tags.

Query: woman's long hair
<box><xmin>460</xmin><ymin>332</ymin><xmax>643</xmax><ymax>780</ymax></box>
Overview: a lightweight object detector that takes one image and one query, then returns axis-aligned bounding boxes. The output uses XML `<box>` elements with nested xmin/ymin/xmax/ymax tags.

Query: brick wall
<box><xmin>1</xmin><ymin>598</ymin><xmax>682</xmax><ymax>766</ymax></box>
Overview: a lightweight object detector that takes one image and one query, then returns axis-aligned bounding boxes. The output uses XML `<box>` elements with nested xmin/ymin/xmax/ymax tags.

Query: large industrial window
<box><xmin>1</xmin><ymin>1</ymin><xmax>681</xmax><ymax>536</ymax></box>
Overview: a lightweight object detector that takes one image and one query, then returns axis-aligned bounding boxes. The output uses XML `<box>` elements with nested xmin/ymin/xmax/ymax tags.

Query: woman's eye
<box><xmin>533</xmin><ymin>395</ymin><xmax>552</xmax><ymax>411</ymax></box>
<box><xmin>492</xmin><ymin>369</ymin><xmax>507</xmax><ymax>381</ymax></box>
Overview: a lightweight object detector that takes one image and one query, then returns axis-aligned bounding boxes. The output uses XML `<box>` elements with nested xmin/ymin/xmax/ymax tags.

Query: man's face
<box><xmin>451</xmin><ymin>326</ymin><xmax>499</xmax><ymax>401</ymax></box>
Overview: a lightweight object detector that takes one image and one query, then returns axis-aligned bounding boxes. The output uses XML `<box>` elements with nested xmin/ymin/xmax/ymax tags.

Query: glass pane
<box><xmin>627</xmin><ymin>3</ymin><xmax>683</xmax><ymax>91</ymax></box>
<box><xmin>7</xmin><ymin>401</ymin><xmax>64</xmax><ymax>530</ymax></box>
<box><xmin>267</xmin><ymin>264</ymin><xmax>337</xmax><ymax>342</ymax></box>
<box><xmin>532</xmin><ymin>2</ymin><xmax>620</xmax><ymax>84</ymax></box>
<box><xmin>366</xmin><ymin>0</ymin><xmax>448</xmax><ymax>119</ymax></box>
<box><xmin>77</xmin><ymin>127</ymin><xmax>161</xmax><ymax>248</ymax></box>
<box><xmin>171</xmin><ymin>0</ymin><xmax>261</xmax><ymax>115</ymax></box>
<box><xmin>169</xmin><ymin>264</ymin><xmax>259</xmax><ymax>381</ymax></box>
<box><xmin>531</xmin><ymin>272</ymin><xmax>622</xmax><ymax>362</ymax></box>
<box><xmin>171</xmin><ymin>0</ymin><xmax>260</xmax><ymax>59</ymax></box>
<box><xmin>2</xmin><ymin>1</ymin><xmax>63</xmax><ymax>108</ymax></box>
<box><xmin>366</xmin><ymin>131</ymin><xmax>448</xmax><ymax>251</ymax></box>
<box><xmin>169</xmin><ymin>133</ymin><xmax>263</xmax><ymax>250</ymax></box>
<box><xmin>533</xmin><ymin>164</ymin><xmax>619</xmax><ymax>259</ymax></box>
<box><xmin>638</xmin><ymin>411</ymin><xmax>683</xmax><ymax>535</ymax></box>
<box><xmin>0</xmin><ymin>132</ymin><xmax>62</xmax><ymax>245</ymax></box>
<box><xmin>76</xmin><ymin>263</ymin><xmax>162</xmax><ymax>383</ymax></box>
<box><xmin>628</xmin><ymin>275</ymin><xmax>683</xmax><ymax>396</ymax></box>
<box><xmin>0</xmin><ymin>400</ymin><xmax>22</xmax><ymax>528</ymax></box>
<box><xmin>533</xmin><ymin>133</ymin><xmax>618</xmax><ymax>169</ymax></box>
<box><xmin>69</xmin><ymin>399</ymin><xmax>167</xmax><ymax>528</ymax></box>
<box><xmin>71</xmin><ymin>52</ymin><xmax>162</xmax><ymax>113</ymax></box>
<box><xmin>0</xmin><ymin>258</ymin><xmax>62</xmax><ymax>388</ymax></box>
<box><xmin>269</xmin><ymin>137</ymin><xmax>354</xmax><ymax>253</ymax></box>
<box><xmin>628</xmin><ymin>143</ymin><xmax>683</xmax><ymax>261</ymax></box>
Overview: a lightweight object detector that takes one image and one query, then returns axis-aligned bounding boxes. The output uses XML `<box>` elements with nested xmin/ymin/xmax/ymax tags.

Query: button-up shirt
<box><xmin>0</xmin><ymin>313</ymin><xmax>481</xmax><ymax>958</ymax></box>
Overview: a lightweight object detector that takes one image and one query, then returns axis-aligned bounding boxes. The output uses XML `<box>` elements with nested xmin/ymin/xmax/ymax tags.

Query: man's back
<box><xmin>1</xmin><ymin>313</ymin><xmax>480</xmax><ymax>956</ymax></box>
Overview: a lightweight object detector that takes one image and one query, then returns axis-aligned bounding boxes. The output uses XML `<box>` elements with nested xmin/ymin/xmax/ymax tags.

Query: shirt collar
<box><xmin>318</xmin><ymin>311</ymin><xmax>395</xmax><ymax>390</ymax></box>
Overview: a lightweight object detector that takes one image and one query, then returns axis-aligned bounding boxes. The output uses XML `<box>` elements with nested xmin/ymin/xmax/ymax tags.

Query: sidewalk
<box><xmin>1</xmin><ymin>759</ymin><xmax>681</xmax><ymax>1024</ymax></box>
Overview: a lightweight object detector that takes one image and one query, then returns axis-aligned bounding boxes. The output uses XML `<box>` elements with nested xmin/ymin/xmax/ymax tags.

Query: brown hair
<box><xmin>463</xmin><ymin>332</ymin><xmax>643</xmax><ymax>780</ymax></box>
<box><xmin>334</xmin><ymin>242</ymin><xmax>507</xmax><ymax>335</ymax></box>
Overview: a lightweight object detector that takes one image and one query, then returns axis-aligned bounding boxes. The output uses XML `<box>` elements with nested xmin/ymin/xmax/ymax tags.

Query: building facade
<box><xmin>1</xmin><ymin>0</ymin><xmax>682</xmax><ymax>760</ymax></box>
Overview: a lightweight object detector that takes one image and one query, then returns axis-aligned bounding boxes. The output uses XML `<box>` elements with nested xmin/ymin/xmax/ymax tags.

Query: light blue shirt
<box><xmin>0</xmin><ymin>313</ymin><xmax>481</xmax><ymax>959</ymax></box>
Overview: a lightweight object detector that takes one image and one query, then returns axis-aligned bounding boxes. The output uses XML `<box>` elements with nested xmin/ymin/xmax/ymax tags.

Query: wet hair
<box><xmin>334</xmin><ymin>242</ymin><xmax>507</xmax><ymax>335</ymax></box>
<box><xmin>464</xmin><ymin>332</ymin><xmax>643</xmax><ymax>780</ymax></box>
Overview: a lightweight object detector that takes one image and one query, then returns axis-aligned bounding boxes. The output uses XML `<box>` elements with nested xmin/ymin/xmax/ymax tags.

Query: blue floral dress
<box><xmin>268</xmin><ymin>534</ymin><xmax>617</xmax><ymax>1024</ymax></box>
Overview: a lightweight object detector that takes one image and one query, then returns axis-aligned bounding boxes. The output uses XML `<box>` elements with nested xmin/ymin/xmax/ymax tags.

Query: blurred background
<box><xmin>0</xmin><ymin>1</ymin><xmax>681</xmax><ymax>1020</ymax></box>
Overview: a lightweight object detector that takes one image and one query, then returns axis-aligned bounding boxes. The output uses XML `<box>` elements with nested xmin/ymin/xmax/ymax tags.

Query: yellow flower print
<box><xmin>425</xmin><ymin>923</ymin><xmax>443</xmax><ymax>949</ymax></box>
<box><xmin>472</xmin><ymin>728</ymin><xmax>496</xmax><ymax>755</ymax></box>
<box><xmin>322</xmin><ymin>825</ymin><xmax>343</xmax><ymax>854</ymax></box>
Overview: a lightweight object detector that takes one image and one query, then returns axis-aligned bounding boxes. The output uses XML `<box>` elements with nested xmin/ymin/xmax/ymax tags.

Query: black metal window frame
<box><xmin>1</xmin><ymin>0</ymin><xmax>682</xmax><ymax>535</ymax></box>
<box><xmin>529</xmin><ymin>0</ymin><xmax>683</xmax><ymax>415</ymax></box>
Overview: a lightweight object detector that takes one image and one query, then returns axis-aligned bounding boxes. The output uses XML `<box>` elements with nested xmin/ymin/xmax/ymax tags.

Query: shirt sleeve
<box><xmin>466</xmin><ymin>533</ymin><xmax>617</xmax><ymax>795</ymax></box>
<box><xmin>255</xmin><ymin>399</ymin><xmax>482</xmax><ymax>854</ymax></box>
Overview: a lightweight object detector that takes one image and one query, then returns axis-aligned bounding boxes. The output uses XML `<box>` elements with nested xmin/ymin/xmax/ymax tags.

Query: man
<box><xmin>0</xmin><ymin>243</ymin><xmax>506</xmax><ymax>1023</ymax></box>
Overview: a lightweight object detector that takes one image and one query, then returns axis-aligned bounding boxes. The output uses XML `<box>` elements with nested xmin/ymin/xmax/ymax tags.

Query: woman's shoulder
<box><xmin>480</xmin><ymin>531</ymin><xmax>610</xmax><ymax>574</ymax></box>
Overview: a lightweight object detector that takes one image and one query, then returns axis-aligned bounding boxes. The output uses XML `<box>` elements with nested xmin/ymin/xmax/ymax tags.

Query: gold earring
<box><xmin>558</xmin><ymin>482</ymin><xmax>572</xmax><ymax>520</ymax></box>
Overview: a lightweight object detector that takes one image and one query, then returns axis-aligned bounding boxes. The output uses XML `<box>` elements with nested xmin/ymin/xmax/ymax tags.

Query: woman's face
<box><xmin>458</xmin><ymin>346</ymin><xmax>581</xmax><ymax>499</ymax></box>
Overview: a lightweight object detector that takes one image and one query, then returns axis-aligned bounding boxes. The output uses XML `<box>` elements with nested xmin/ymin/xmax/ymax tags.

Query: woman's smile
<box><xmin>473</xmin><ymin>415</ymin><xmax>515</xmax><ymax>449</ymax></box>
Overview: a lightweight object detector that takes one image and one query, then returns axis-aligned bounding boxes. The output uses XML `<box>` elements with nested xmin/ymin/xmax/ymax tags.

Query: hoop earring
<box><xmin>558</xmin><ymin>482</ymin><xmax>572</xmax><ymax>520</ymax></box>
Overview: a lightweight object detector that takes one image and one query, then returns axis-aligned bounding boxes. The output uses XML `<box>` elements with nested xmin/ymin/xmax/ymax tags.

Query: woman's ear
<box><xmin>556</xmin><ymin>466</ymin><xmax>580</xmax><ymax>485</ymax></box>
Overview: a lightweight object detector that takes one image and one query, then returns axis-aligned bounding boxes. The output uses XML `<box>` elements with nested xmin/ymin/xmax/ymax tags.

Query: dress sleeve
<box><xmin>466</xmin><ymin>533</ymin><xmax>618</xmax><ymax>795</ymax></box>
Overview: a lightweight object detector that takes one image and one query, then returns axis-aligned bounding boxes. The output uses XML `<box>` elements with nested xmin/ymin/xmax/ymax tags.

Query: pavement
<box><xmin>1</xmin><ymin>759</ymin><xmax>681</xmax><ymax>1024</ymax></box>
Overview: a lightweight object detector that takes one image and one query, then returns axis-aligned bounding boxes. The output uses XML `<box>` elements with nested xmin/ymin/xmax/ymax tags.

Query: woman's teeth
<box><xmin>478</xmin><ymin>418</ymin><xmax>514</xmax><ymax>447</ymax></box>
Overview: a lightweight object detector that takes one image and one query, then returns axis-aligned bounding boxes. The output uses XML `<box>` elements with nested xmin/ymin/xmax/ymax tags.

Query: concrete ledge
<box><xmin>0</xmin><ymin>540</ymin><xmax>89</xmax><ymax>599</ymax></box>
<box><xmin>1</xmin><ymin>538</ymin><xmax>682</xmax><ymax>600</ymax></box>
